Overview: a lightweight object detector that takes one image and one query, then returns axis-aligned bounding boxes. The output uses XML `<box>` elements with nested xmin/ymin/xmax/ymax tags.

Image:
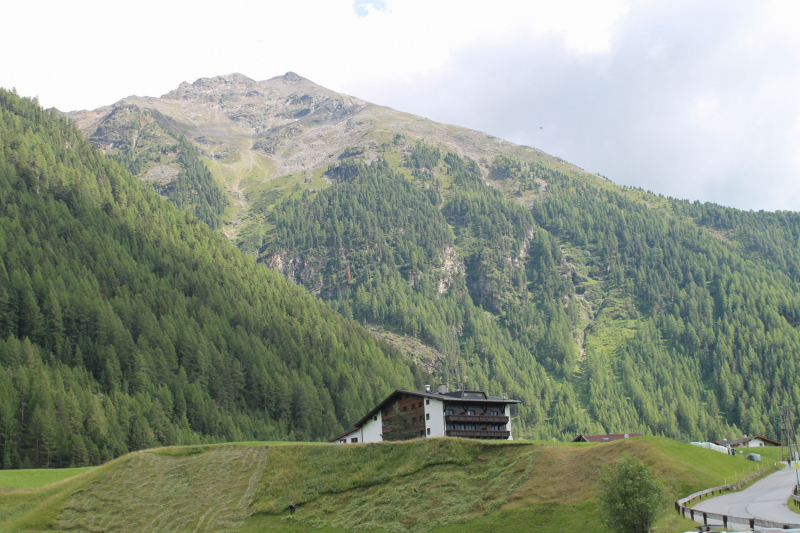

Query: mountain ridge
<box><xmin>66</xmin><ymin>71</ymin><xmax>575</xmax><ymax>180</ymax></box>
<box><xmin>56</xmin><ymin>73</ymin><xmax>800</xmax><ymax>445</ymax></box>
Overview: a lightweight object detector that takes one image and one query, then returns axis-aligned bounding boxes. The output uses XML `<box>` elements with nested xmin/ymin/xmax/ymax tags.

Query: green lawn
<box><xmin>0</xmin><ymin>467</ymin><xmax>95</xmax><ymax>489</ymax></box>
<box><xmin>0</xmin><ymin>437</ymin><xmax>786</xmax><ymax>533</ymax></box>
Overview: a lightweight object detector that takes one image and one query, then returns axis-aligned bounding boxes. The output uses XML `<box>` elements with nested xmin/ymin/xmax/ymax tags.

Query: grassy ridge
<box><xmin>0</xmin><ymin>437</ymin><xmax>781</xmax><ymax>533</ymax></box>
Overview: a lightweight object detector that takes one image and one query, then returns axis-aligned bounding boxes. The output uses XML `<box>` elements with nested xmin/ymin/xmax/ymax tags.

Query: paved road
<box><xmin>693</xmin><ymin>466</ymin><xmax>800</xmax><ymax>529</ymax></box>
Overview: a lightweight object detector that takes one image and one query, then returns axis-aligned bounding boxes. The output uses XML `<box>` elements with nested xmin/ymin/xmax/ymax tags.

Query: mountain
<box><xmin>0</xmin><ymin>89</ymin><xmax>430</xmax><ymax>468</ymax></box>
<box><xmin>64</xmin><ymin>73</ymin><xmax>800</xmax><ymax>443</ymax></box>
<box><xmin>66</xmin><ymin>72</ymin><xmax>564</xmax><ymax>252</ymax></box>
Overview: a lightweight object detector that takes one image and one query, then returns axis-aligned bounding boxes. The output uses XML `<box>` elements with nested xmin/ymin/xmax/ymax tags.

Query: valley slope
<box><xmin>62</xmin><ymin>73</ymin><xmax>800</xmax><ymax>444</ymax></box>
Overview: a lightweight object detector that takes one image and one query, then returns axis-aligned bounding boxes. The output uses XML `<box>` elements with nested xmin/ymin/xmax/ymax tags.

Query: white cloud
<box><xmin>344</xmin><ymin>1</ymin><xmax>800</xmax><ymax>210</ymax></box>
<box><xmin>0</xmin><ymin>0</ymin><xmax>628</xmax><ymax>111</ymax></box>
<box><xmin>353</xmin><ymin>0</ymin><xmax>388</xmax><ymax>17</ymax></box>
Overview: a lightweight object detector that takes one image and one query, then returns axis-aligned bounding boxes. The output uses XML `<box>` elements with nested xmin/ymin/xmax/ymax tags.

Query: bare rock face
<box><xmin>438</xmin><ymin>246</ymin><xmax>463</xmax><ymax>295</ymax></box>
<box><xmin>65</xmin><ymin>71</ymin><xmax>589</xmax><ymax>254</ymax></box>
<box><xmin>144</xmin><ymin>165</ymin><xmax>180</xmax><ymax>183</ymax></box>
<box><xmin>67</xmin><ymin>72</ymin><xmax>568</xmax><ymax>180</ymax></box>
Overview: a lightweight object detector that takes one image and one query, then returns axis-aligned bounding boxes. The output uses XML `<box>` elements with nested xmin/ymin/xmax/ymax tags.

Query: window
<box><xmin>418</xmin><ymin>402</ymin><xmax>423</xmax><ymax>408</ymax></box>
<box><xmin>412</xmin><ymin>404</ymin><xmax>416</xmax><ymax>410</ymax></box>
<box><xmin>490</xmin><ymin>411</ymin><xmax>499</xmax><ymax>416</ymax></box>
<box><xmin>351</xmin><ymin>437</ymin><xmax>358</xmax><ymax>443</ymax></box>
<box><xmin>427</xmin><ymin>428</ymin><xmax>431</xmax><ymax>435</ymax></box>
<box><xmin>402</xmin><ymin>406</ymin><xmax>407</xmax><ymax>412</ymax></box>
<box><xmin>462</xmin><ymin>392</ymin><xmax>486</xmax><ymax>399</ymax></box>
<box><xmin>467</xmin><ymin>425</ymin><xmax>476</xmax><ymax>430</ymax></box>
<box><xmin>457</xmin><ymin>425</ymin><xmax>465</xmax><ymax>430</ymax></box>
<box><xmin>447</xmin><ymin>424</ymin><xmax>454</xmax><ymax>430</ymax></box>
<box><xmin>374</xmin><ymin>415</ymin><xmax>378</xmax><ymax>421</ymax></box>
<box><xmin>426</xmin><ymin>413</ymin><xmax>430</xmax><ymax>421</ymax></box>
<box><xmin>444</xmin><ymin>409</ymin><xmax>454</xmax><ymax>415</ymax></box>
<box><xmin>491</xmin><ymin>426</ymin><xmax>499</xmax><ymax>431</ymax></box>
<box><xmin>467</xmin><ymin>410</ymin><xmax>476</xmax><ymax>416</ymax></box>
<box><xmin>420</xmin><ymin>430</ymin><xmax>425</xmax><ymax>437</ymax></box>
<box><xmin>426</xmin><ymin>399</ymin><xmax>430</xmax><ymax>405</ymax></box>
<box><xmin>340</xmin><ymin>439</ymin><xmax>346</xmax><ymax>443</ymax></box>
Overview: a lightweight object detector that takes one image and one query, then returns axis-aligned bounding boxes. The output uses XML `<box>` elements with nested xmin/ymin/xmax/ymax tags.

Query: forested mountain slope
<box><xmin>0</xmin><ymin>90</ymin><xmax>427</xmax><ymax>467</ymax></box>
<box><xmin>265</xmin><ymin>145</ymin><xmax>800</xmax><ymax>442</ymax></box>
<box><xmin>65</xmin><ymin>73</ymin><xmax>800</xmax><ymax>444</ymax></box>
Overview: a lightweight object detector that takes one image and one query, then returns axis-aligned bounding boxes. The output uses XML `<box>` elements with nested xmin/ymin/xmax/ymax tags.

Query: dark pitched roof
<box><xmin>572</xmin><ymin>433</ymin><xmax>644</xmax><ymax>443</ymax></box>
<box><xmin>354</xmin><ymin>389</ymin><xmax>520</xmax><ymax>428</ymax></box>
<box><xmin>714</xmin><ymin>435</ymin><xmax>781</xmax><ymax>447</ymax></box>
<box><xmin>328</xmin><ymin>427</ymin><xmax>359</xmax><ymax>443</ymax></box>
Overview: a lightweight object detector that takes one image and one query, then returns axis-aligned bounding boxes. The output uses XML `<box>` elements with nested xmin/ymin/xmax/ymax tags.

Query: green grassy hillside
<box><xmin>0</xmin><ymin>437</ymin><xmax>778</xmax><ymax>533</ymax></box>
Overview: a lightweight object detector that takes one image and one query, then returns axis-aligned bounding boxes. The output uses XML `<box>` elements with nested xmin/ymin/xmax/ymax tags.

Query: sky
<box><xmin>2</xmin><ymin>0</ymin><xmax>799</xmax><ymax>211</ymax></box>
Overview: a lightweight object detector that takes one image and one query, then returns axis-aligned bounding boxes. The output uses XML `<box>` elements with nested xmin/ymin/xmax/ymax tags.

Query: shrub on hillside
<box><xmin>599</xmin><ymin>453</ymin><xmax>664</xmax><ymax>533</ymax></box>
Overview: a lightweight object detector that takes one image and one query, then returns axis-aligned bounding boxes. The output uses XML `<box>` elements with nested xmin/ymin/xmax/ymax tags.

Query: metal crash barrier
<box><xmin>675</xmin><ymin>482</ymin><xmax>800</xmax><ymax>531</ymax></box>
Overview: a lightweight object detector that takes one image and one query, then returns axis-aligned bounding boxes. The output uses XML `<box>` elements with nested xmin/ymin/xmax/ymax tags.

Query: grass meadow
<box><xmin>0</xmin><ymin>437</ymin><xmax>785</xmax><ymax>533</ymax></box>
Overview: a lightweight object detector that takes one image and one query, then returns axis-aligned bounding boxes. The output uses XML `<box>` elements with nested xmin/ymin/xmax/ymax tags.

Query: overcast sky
<box><xmin>3</xmin><ymin>0</ymin><xmax>799</xmax><ymax>211</ymax></box>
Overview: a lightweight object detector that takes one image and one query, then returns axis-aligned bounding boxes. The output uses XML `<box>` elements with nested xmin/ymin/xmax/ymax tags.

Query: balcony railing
<box><xmin>445</xmin><ymin>415</ymin><xmax>509</xmax><ymax>424</ymax></box>
<box><xmin>446</xmin><ymin>430</ymin><xmax>510</xmax><ymax>439</ymax></box>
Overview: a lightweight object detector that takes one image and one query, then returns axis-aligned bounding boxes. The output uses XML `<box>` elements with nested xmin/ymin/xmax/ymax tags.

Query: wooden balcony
<box><xmin>445</xmin><ymin>415</ymin><xmax>509</xmax><ymax>424</ymax></box>
<box><xmin>446</xmin><ymin>430</ymin><xmax>510</xmax><ymax>439</ymax></box>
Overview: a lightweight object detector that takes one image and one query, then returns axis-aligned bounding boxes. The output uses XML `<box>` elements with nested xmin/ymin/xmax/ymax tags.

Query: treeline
<box><xmin>674</xmin><ymin>200</ymin><xmax>800</xmax><ymax>283</ymax></box>
<box><xmin>0</xmin><ymin>89</ymin><xmax>427</xmax><ymax>467</ymax></box>
<box><xmin>154</xmin><ymin>136</ymin><xmax>228</xmax><ymax>229</ymax></box>
<box><xmin>104</xmin><ymin>111</ymin><xmax>228</xmax><ymax>230</ymax></box>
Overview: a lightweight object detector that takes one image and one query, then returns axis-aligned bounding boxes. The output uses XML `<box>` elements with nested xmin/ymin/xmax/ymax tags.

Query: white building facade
<box><xmin>330</xmin><ymin>386</ymin><xmax>520</xmax><ymax>444</ymax></box>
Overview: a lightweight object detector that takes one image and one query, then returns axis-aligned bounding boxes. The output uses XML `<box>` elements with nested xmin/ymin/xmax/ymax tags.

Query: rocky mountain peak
<box><xmin>163</xmin><ymin>73</ymin><xmax>259</xmax><ymax>100</ymax></box>
<box><xmin>281</xmin><ymin>72</ymin><xmax>305</xmax><ymax>83</ymax></box>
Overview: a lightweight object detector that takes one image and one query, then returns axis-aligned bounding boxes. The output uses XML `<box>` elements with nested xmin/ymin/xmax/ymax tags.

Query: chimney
<box><xmin>437</xmin><ymin>384</ymin><xmax>449</xmax><ymax>394</ymax></box>
<box><xmin>424</xmin><ymin>384</ymin><xmax>431</xmax><ymax>393</ymax></box>
<box><xmin>503</xmin><ymin>392</ymin><xmax>507</xmax><ymax>400</ymax></box>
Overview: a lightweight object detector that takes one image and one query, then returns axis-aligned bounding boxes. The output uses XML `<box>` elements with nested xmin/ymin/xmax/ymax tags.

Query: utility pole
<box><xmin>780</xmin><ymin>405</ymin><xmax>800</xmax><ymax>488</ymax></box>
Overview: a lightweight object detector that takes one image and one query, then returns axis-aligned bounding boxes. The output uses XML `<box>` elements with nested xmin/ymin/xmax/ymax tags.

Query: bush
<box><xmin>599</xmin><ymin>453</ymin><xmax>664</xmax><ymax>533</ymax></box>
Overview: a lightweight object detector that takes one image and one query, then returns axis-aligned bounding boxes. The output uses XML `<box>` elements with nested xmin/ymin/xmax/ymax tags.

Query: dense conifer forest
<box><xmin>265</xmin><ymin>141</ymin><xmax>800</xmax><ymax>443</ymax></box>
<box><xmin>0</xmin><ymin>90</ymin><xmax>427</xmax><ymax>467</ymax></box>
